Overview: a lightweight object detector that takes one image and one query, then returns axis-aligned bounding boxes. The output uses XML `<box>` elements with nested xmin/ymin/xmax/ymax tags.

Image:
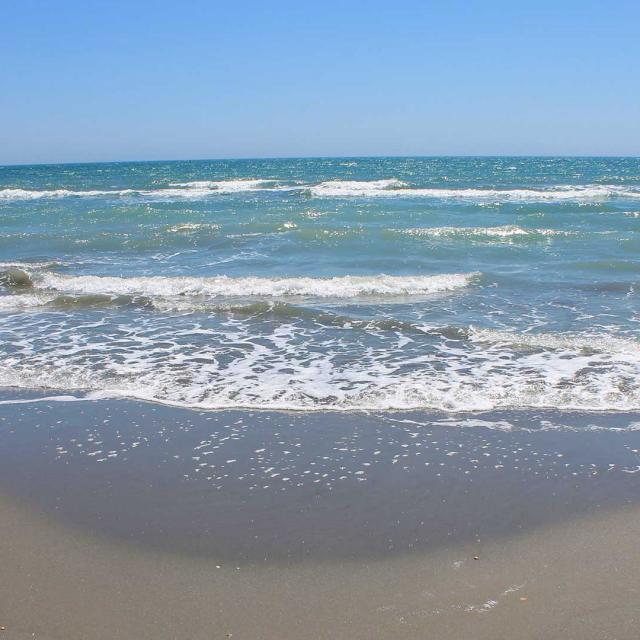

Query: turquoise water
<box><xmin>0</xmin><ymin>157</ymin><xmax>639</xmax><ymax>411</ymax></box>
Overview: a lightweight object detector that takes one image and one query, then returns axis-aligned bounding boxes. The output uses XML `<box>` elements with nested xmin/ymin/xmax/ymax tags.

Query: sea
<box><xmin>1</xmin><ymin>156</ymin><xmax>639</xmax><ymax>414</ymax></box>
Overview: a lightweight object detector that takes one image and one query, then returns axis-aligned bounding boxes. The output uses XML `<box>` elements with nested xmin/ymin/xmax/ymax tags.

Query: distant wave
<box><xmin>0</xmin><ymin>260</ymin><xmax>65</xmax><ymax>270</ymax></box>
<box><xmin>0</xmin><ymin>179</ymin><xmax>294</xmax><ymax>201</ymax></box>
<box><xmin>0</xmin><ymin>188</ymin><xmax>136</xmax><ymax>200</ymax></box>
<box><xmin>307</xmin><ymin>179</ymin><xmax>407</xmax><ymax>197</ymax></box>
<box><xmin>400</xmin><ymin>225</ymin><xmax>573</xmax><ymax>239</ymax></box>
<box><xmin>2</xmin><ymin>180</ymin><xmax>640</xmax><ymax>202</ymax></box>
<box><xmin>306</xmin><ymin>180</ymin><xmax>640</xmax><ymax>200</ymax></box>
<box><xmin>308</xmin><ymin>181</ymin><xmax>640</xmax><ymax>200</ymax></box>
<box><xmin>166</xmin><ymin>223</ymin><xmax>221</xmax><ymax>234</ymax></box>
<box><xmin>167</xmin><ymin>179</ymin><xmax>291</xmax><ymax>192</ymax></box>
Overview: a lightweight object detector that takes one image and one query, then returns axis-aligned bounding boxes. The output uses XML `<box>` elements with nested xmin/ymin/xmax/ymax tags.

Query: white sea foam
<box><xmin>0</xmin><ymin>188</ymin><xmax>136</xmax><ymax>200</ymax></box>
<box><xmin>166</xmin><ymin>223</ymin><xmax>221</xmax><ymax>234</ymax></box>
<box><xmin>30</xmin><ymin>272</ymin><xmax>478</xmax><ymax>299</ymax></box>
<box><xmin>1</xmin><ymin>340</ymin><xmax>638</xmax><ymax>412</ymax></box>
<box><xmin>0</xmin><ymin>395</ymin><xmax>85</xmax><ymax>405</ymax></box>
<box><xmin>1</xmin><ymin>311</ymin><xmax>638</xmax><ymax>412</ymax></box>
<box><xmin>0</xmin><ymin>180</ymin><xmax>292</xmax><ymax>201</ymax></box>
<box><xmin>308</xmin><ymin>179</ymin><xmax>408</xmax><ymax>196</ymax></box>
<box><xmin>308</xmin><ymin>182</ymin><xmax>640</xmax><ymax>201</ymax></box>
<box><xmin>468</xmin><ymin>327</ymin><xmax>640</xmax><ymax>355</ymax></box>
<box><xmin>3</xmin><ymin>181</ymin><xmax>638</xmax><ymax>201</ymax></box>
<box><xmin>0</xmin><ymin>293</ymin><xmax>57</xmax><ymax>310</ymax></box>
<box><xmin>168</xmin><ymin>179</ymin><xmax>283</xmax><ymax>192</ymax></box>
<box><xmin>0</xmin><ymin>260</ymin><xmax>66</xmax><ymax>269</ymax></box>
<box><xmin>401</xmin><ymin>225</ymin><xmax>571</xmax><ymax>239</ymax></box>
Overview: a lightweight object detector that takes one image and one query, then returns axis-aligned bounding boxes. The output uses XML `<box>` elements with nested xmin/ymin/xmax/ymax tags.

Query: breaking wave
<box><xmin>0</xmin><ymin>270</ymin><xmax>479</xmax><ymax>311</ymax></box>
<box><xmin>0</xmin><ymin>179</ymin><xmax>293</xmax><ymax>201</ymax></box>
<box><xmin>306</xmin><ymin>181</ymin><xmax>640</xmax><ymax>201</ymax></box>
<box><xmin>31</xmin><ymin>272</ymin><xmax>478</xmax><ymax>299</ymax></box>
<box><xmin>2</xmin><ymin>180</ymin><xmax>640</xmax><ymax>202</ymax></box>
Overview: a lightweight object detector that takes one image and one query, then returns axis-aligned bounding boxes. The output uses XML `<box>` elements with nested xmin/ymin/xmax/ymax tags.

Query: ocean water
<box><xmin>0</xmin><ymin>157</ymin><xmax>638</xmax><ymax>412</ymax></box>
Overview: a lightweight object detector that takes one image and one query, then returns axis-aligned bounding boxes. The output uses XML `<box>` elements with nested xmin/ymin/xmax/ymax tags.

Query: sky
<box><xmin>1</xmin><ymin>0</ymin><xmax>639</xmax><ymax>164</ymax></box>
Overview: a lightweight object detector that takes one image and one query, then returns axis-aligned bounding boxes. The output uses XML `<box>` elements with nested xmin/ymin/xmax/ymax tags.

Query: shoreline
<box><xmin>1</xmin><ymin>396</ymin><xmax>640</xmax><ymax>563</ymax></box>
<box><xmin>5</xmin><ymin>387</ymin><xmax>640</xmax><ymax>416</ymax></box>
<box><xmin>1</xmin><ymin>394</ymin><xmax>640</xmax><ymax>637</ymax></box>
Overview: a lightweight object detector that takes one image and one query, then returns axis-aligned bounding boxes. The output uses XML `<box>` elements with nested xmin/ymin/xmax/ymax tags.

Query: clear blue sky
<box><xmin>2</xmin><ymin>0</ymin><xmax>639</xmax><ymax>164</ymax></box>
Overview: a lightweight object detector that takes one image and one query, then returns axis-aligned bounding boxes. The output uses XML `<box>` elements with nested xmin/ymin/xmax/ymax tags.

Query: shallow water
<box><xmin>1</xmin><ymin>157</ymin><xmax>639</xmax><ymax>412</ymax></box>
<box><xmin>1</xmin><ymin>395</ymin><xmax>639</xmax><ymax>561</ymax></box>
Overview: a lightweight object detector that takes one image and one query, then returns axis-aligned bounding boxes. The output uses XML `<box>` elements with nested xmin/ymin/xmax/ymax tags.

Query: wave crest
<box><xmin>3</xmin><ymin>180</ymin><xmax>639</xmax><ymax>202</ymax></box>
<box><xmin>0</xmin><ymin>179</ymin><xmax>293</xmax><ymax>201</ymax></box>
<box><xmin>401</xmin><ymin>225</ymin><xmax>572</xmax><ymax>239</ymax></box>
<box><xmin>31</xmin><ymin>272</ymin><xmax>478</xmax><ymax>299</ymax></box>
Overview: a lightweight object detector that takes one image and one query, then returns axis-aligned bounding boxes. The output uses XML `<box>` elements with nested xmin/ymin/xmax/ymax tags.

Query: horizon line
<box><xmin>1</xmin><ymin>153</ymin><xmax>639</xmax><ymax>169</ymax></box>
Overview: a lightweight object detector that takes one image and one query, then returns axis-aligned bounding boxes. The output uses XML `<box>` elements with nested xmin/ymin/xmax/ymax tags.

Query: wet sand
<box><xmin>1</xmin><ymin>395</ymin><xmax>639</xmax><ymax>638</ymax></box>
<box><xmin>1</xmin><ymin>490</ymin><xmax>640</xmax><ymax>640</ymax></box>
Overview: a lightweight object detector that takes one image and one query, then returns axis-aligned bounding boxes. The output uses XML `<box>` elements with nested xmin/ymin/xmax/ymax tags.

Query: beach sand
<box><xmin>1</xmin><ymin>490</ymin><xmax>640</xmax><ymax>640</ymax></box>
<box><xmin>0</xmin><ymin>396</ymin><xmax>639</xmax><ymax>639</ymax></box>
